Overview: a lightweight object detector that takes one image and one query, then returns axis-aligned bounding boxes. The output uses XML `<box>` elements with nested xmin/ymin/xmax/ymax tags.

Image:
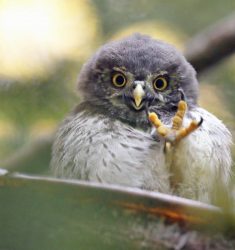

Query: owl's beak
<box><xmin>132</xmin><ymin>82</ymin><xmax>145</xmax><ymax>109</ymax></box>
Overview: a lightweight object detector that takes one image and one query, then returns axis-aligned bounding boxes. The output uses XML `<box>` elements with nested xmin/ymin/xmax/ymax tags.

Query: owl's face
<box><xmin>78</xmin><ymin>34</ymin><xmax>199</xmax><ymax>129</ymax></box>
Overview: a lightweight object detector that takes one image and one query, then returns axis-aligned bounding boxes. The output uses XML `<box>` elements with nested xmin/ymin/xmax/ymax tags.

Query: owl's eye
<box><xmin>153</xmin><ymin>76</ymin><xmax>169</xmax><ymax>91</ymax></box>
<box><xmin>112</xmin><ymin>73</ymin><xmax>127</xmax><ymax>88</ymax></box>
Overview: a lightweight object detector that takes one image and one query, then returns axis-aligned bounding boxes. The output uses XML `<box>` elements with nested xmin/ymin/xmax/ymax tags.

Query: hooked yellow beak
<box><xmin>133</xmin><ymin>83</ymin><xmax>145</xmax><ymax>108</ymax></box>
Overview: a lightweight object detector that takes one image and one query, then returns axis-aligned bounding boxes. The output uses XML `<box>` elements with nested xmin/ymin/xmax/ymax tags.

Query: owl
<box><xmin>51</xmin><ymin>34</ymin><xmax>232</xmax><ymax>204</ymax></box>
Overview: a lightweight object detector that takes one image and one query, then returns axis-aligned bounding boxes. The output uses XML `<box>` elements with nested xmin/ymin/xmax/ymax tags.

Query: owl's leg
<box><xmin>148</xmin><ymin>100</ymin><xmax>202</xmax><ymax>144</ymax></box>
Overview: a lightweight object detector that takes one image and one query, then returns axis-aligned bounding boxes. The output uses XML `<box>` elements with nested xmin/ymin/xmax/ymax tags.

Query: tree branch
<box><xmin>185</xmin><ymin>13</ymin><xmax>235</xmax><ymax>73</ymax></box>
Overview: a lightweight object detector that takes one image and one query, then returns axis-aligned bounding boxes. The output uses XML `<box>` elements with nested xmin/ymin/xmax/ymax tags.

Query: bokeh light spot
<box><xmin>0</xmin><ymin>0</ymin><xmax>100</xmax><ymax>79</ymax></box>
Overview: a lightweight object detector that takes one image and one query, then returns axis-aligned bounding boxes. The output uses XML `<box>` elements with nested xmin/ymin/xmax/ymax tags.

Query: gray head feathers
<box><xmin>76</xmin><ymin>33</ymin><xmax>199</xmax><ymax>129</ymax></box>
<box><xmin>78</xmin><ymin>33</ymin><xmax>198</xmax><ymax>105</ymax></box>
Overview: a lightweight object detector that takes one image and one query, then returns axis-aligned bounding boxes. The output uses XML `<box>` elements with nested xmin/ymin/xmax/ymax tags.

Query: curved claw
<box><xmin>175</xmin><ymin>118</ymin><xmax>203</xmax><ymax>142</ymax></box>
<box><xmin>178</xmin><ymin>89</ymin><xmax>186</xmax><ymax>101</ymax></box>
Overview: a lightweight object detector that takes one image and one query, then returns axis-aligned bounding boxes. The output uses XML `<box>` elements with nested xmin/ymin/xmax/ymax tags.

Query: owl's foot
<box><xmin>148</xmin><ymin>100</ymin><xmax>203</xmax><ymax>145</ymax></box>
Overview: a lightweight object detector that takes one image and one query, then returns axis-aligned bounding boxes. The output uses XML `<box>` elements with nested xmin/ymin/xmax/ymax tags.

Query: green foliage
<box><xmin>0</xmin><ymin>61</ymin><xmax>79</xmax><ymax>160</ymax></box>
<box><xmin>0</xmin><ymin>61</ymin><xmax>78</xmax><ymax>126</ymax></box>
<box><xmin>92</xmin><ymin>0</ymin><xmax>235</xmax><ymax>38</ymax></box>
<box><xmin>203</xmin><ymin>59</ymin><xmax>235</xmax><ymax>117</ymax></box>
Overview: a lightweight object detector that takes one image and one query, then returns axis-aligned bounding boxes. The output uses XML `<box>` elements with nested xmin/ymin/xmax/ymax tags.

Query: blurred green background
<box><xmin>0</xmin><ymin>0</ymin><xmax>234</xmax><ymax>176</ymax></box>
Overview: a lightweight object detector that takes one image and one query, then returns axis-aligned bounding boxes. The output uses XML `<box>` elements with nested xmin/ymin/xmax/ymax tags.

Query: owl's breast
<box><xmin>51</xmin><ymin>111</ymin><xmax>170</xmax><ymax>193</ymax></box>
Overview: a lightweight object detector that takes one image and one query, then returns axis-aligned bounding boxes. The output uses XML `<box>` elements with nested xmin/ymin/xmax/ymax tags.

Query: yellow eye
<box><xmin>153</xmin><ymin>76</ymin><xmax>168</xmax><ymax>91</ymax></box>
<box><xmin>112</xmin><ymin>73</ymin><xmax>127</xmax><ymax>88</ymax></box>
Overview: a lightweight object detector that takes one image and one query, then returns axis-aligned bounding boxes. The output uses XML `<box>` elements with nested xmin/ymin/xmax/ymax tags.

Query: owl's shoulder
<box><xmin>184</xmin><ymin>107</ymin><xmax>233</xmax><ymax>170</ymax></box>
<box><xmin>189</xmin><ymin>107</ymin><xmax>232</xmax><ymax>139</ymax></box>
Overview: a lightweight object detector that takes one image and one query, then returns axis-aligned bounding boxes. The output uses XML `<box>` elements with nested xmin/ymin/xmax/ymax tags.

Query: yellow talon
<box><xmin>148</xmin><ymin>112</ymin><xmax>162</xmax><ymax>128</ymax></box>
<box><xmin>172</xmin><ymin>101</ymin><xmax>187</xmax><ymax>130</ymax></box>
<box><xmin>148</xmin><ymin>100</ymin><xmax>202</xmax><ymax>145</ymax></box>
<box><xmin>172</xmin><ymin>116</ymin><xmax>182</xmax><ymax>130</ymax></box>
<box><xmin>178</xmin><ymin>100</ymin><xmax>187</xmax><ymax>111</ymax></box>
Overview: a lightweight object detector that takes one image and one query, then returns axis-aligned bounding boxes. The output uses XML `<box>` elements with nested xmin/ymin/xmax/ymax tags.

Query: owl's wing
<box><xmin>169</xmin><ymin>107</ymin><xmax>233</xmax><ymax>204</ymax></box>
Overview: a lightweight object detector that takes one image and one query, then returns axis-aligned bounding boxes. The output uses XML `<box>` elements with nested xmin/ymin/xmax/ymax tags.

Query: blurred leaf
<box><xmin>1</xmin><ymin>172</ymin><xmax>234</xmax><ymax>250</ymax></box>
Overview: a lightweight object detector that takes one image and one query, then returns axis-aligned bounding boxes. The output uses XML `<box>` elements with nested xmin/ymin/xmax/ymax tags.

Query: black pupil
<box><xmin>155</xmin><ymin>79</ymin><xmax>164</xmax><ymax>89</ymax></box>
<box><xmin>115</xmin><ymin>75</ymin><xmax>125</xmax><ymax>85</ymax></box>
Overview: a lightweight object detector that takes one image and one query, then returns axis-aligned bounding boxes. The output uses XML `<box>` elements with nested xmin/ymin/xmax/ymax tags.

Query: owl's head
<box><xmin>78</xmin><ymin>34</ymin><xmax>199</xmax><ymax>129</ymax></box>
